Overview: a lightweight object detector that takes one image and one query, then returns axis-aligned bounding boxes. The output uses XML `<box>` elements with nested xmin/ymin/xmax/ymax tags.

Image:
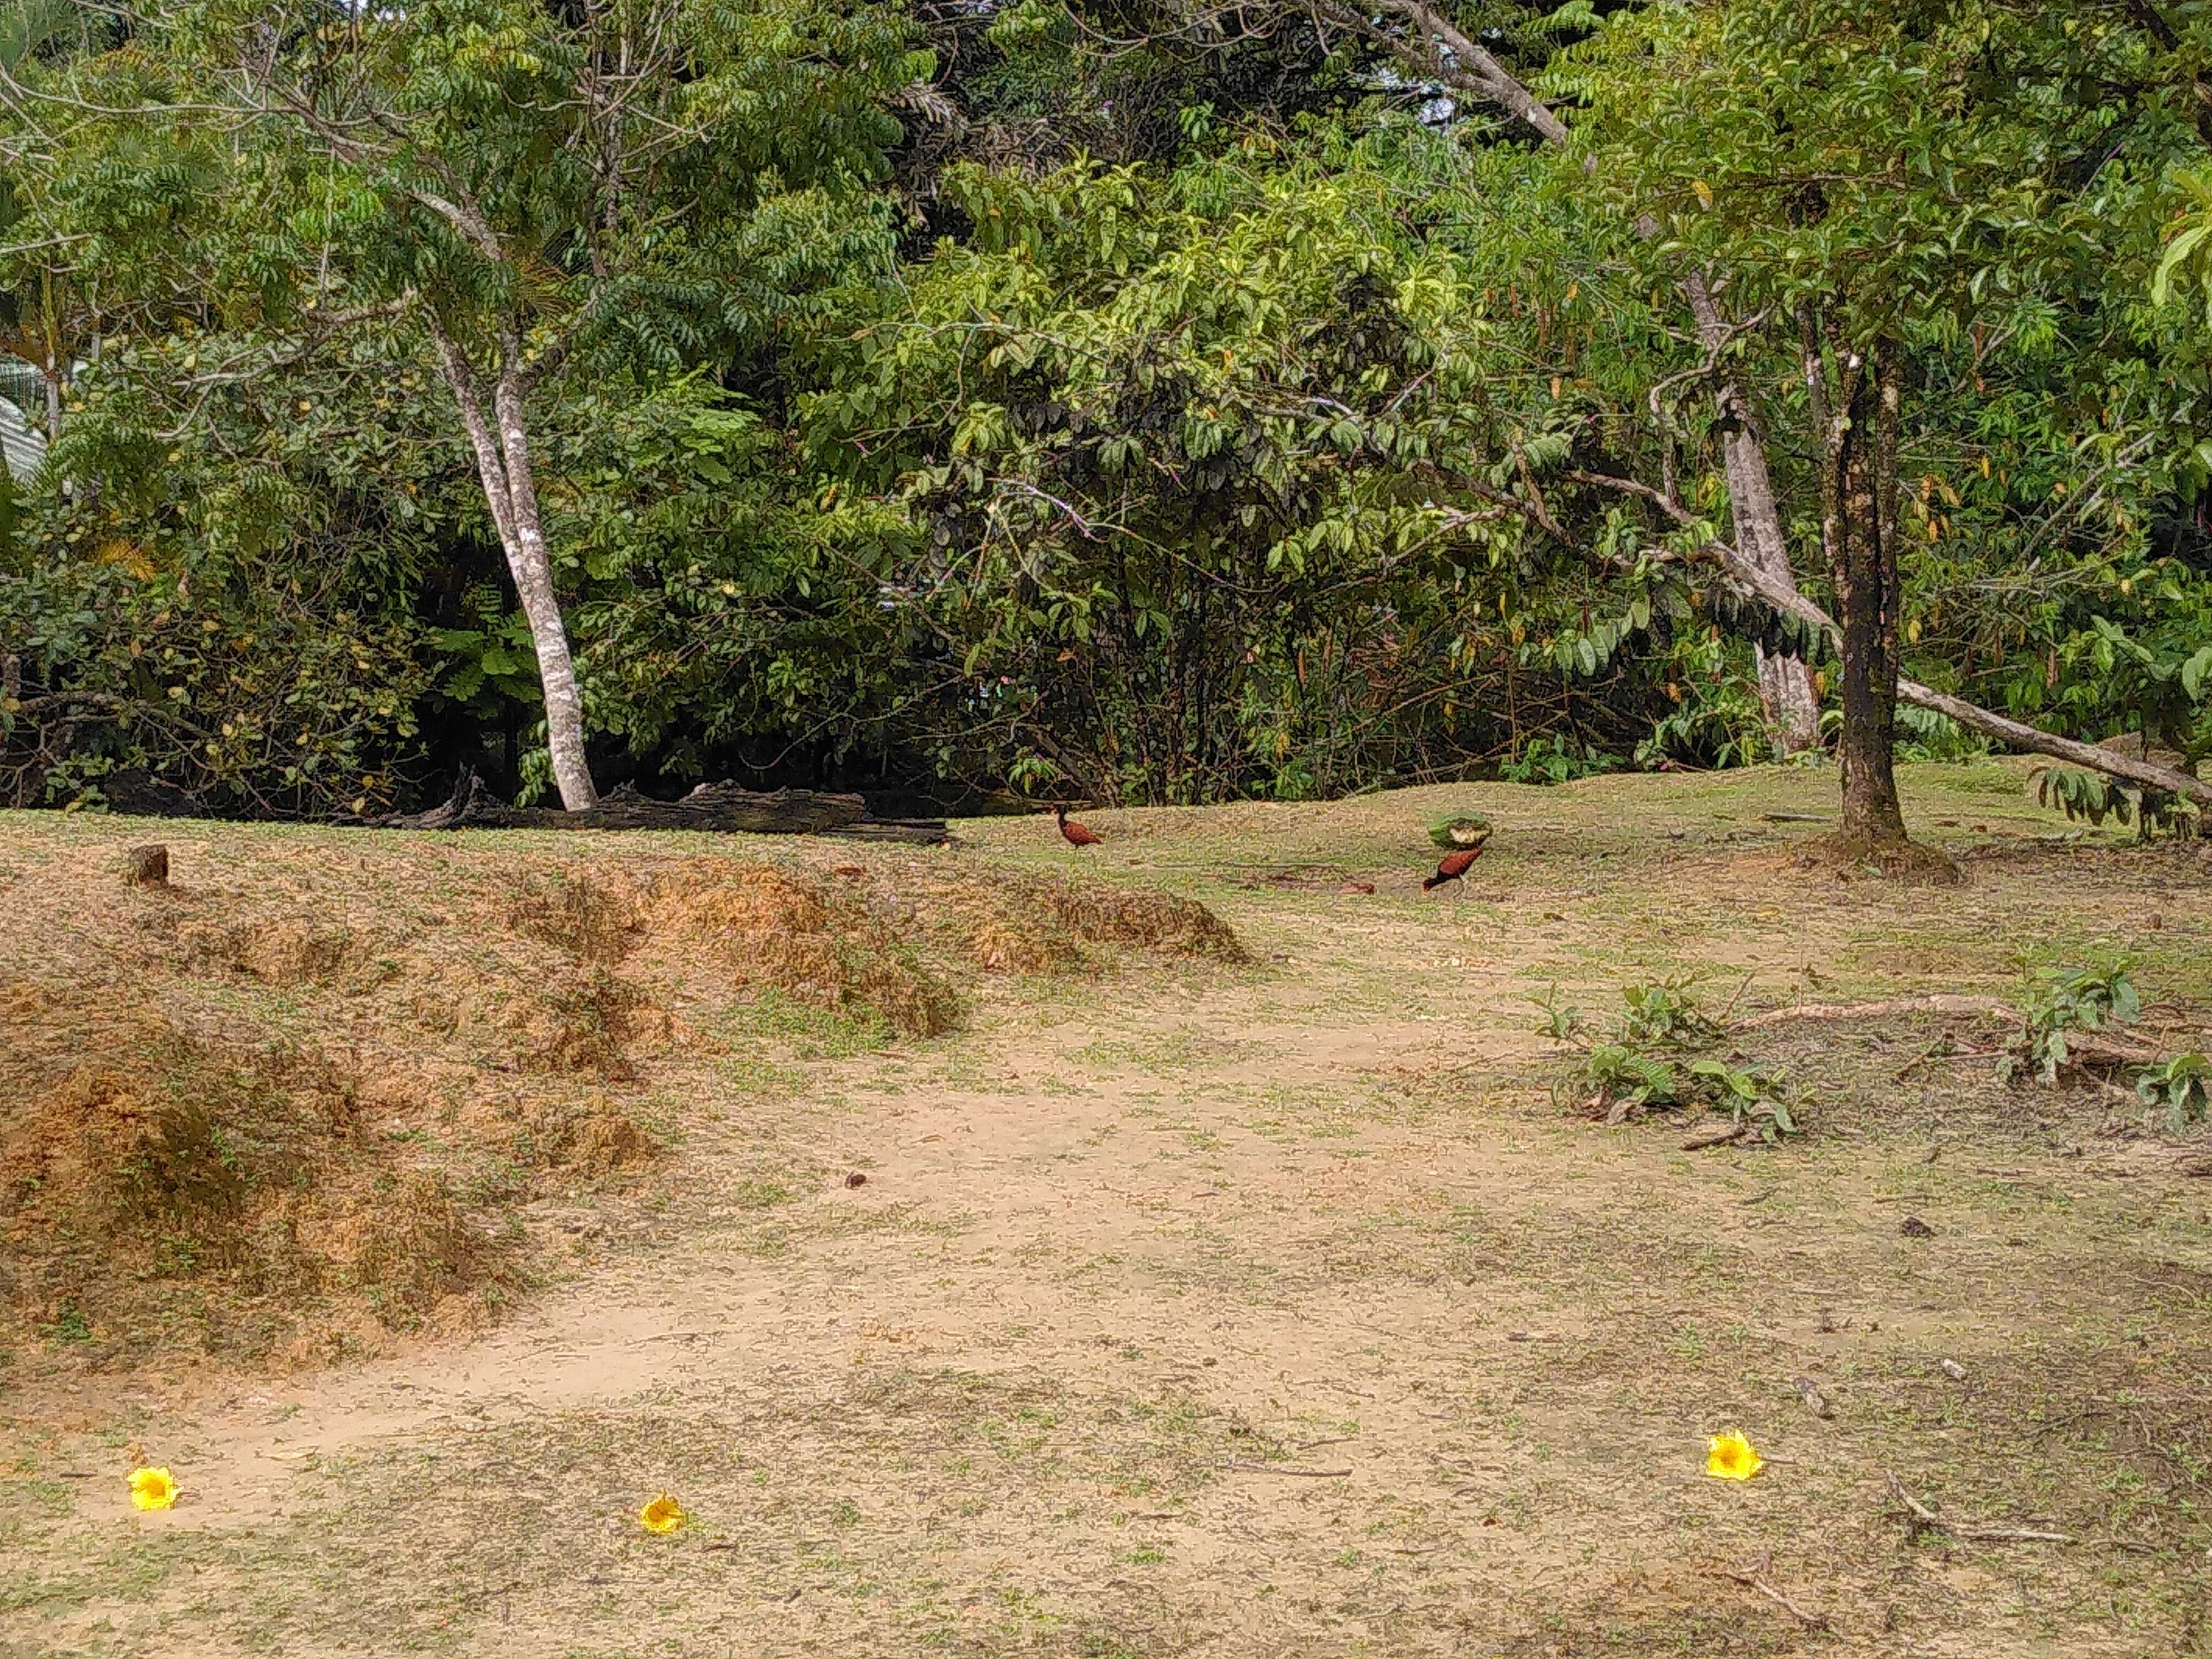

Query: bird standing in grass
<box><xmin>1422</xmin><ymin>821</ymin><xmax>1493</xmax><ymax>891</ymax></box>
<box><xmin>1422</xmin><ymin>847</ymin><xmax>1484</xmax><ymax>891</ymax></box>
<box><xmin>1055</xmin><ymin>805</ymin><xmax>1103</xmax><ymax>848</ymax></box>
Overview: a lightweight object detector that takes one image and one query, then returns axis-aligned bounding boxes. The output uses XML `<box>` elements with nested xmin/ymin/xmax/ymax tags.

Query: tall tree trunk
<box><xmin>40</xmin><ymin>270</ymin><xmax>65</xmax><ymax>443</ymax></box>
<box><xmin>491</xmin><ymin>372</ymin><xmax>598</xmax><ymax>812</ymax></box>
<box><xmin>431</xmin><ymin>331</ymin><xmax>600</xmax><ymax>811</ymax></box>
<box><xmin>1805</xmin><ymin>323</ymin><xmax>1907</xmax><ymax>848</ymax></box>
<box><xmin>1682</xmin><ymin>274</ymin><xmax>1819</xmax><ymax>752</ymax></box>
<box><xmin>1327</xmin><ymin>4</ymin><xmax>1828</xmax><ymax>749</ymax></box>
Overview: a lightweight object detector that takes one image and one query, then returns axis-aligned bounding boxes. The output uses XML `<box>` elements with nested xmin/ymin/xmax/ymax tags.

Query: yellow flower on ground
<box><xmin>128</xmin><ymin>1467</ymin><xmax>180</xmax><ymax>1511</ymax></box>
<box><xmin>1705</xmin><ymin>1430</ymin><xmax>1764</xmax><ymax>1481</ymax></box>
<box><xmin>639</xmin><ymin>1493</ymin><xmax>687</xmax><ymax>1534</ymax></box>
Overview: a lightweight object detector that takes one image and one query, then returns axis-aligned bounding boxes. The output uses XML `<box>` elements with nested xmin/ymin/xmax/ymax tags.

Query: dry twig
<box><xmin>1885</xmin><ymin>1471</ymin><xmax>2074</xmax><ymax>1544</ymax></box>
<box><xmin>1713</xmin><ymin>1557</ymin><xmax>1829</xmax><ymax>1631</ymax></box>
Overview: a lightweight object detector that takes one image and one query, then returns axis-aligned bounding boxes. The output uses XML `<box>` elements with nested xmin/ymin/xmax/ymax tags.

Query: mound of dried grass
<box><xmin>0</xmin><ymin>978</ymin><xmax>659</xmax><ymax>1363</ymax></box>
<box><xmin>918</xmin><ymin>869</ymin><xmax>1247</xmax><ymax>974</ymax></box>
<box><xmin>0</xmin><ymin>832</ymin><xmax>1239</xmax><ymax>1375</ymax></box>
<box><xmin>642</xmin><ymin>862</ymin><xmax>962</xmax><ymax>1037</ymax></box>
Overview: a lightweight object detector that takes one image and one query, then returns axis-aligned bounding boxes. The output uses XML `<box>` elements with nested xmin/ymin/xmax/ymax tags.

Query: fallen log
<box><xmin>1733</xmin><ymin>996</ymin><xmax>2177</xmax><ymax>1074</ymax></box>
<box><xmin>371</xmin><ymin>769</ymin><xmax>950</xmax><ymax>843</ymax></box>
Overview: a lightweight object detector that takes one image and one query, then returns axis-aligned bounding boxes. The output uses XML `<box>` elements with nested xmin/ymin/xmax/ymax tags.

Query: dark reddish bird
<box><xmin>1055</xmin><ymin>804</ymin><xmax>1103</xmax><ymax>848</ymax></box>
<box><xmin>1423</xmin><ymin>845</ymin><xmax>1485</xmax><ymax>891</ymax></box>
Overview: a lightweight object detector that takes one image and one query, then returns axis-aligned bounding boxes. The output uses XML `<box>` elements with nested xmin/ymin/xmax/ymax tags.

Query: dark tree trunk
<box><xmin>1803</xmin><ymin>322</ymin><xmax>1910</xmax><ymax>851</ymax></box>
<box><xmin>1835</xmin><ymin>342</ymin><xmax>1908</xmax><ymax>846</ymax></box>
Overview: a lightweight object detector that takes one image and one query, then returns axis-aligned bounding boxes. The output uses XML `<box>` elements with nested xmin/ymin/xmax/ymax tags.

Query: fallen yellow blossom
<box><xmin>1705</xmin><ymin>1430</ymin><xmax>1764</xmax><ymax>1481</ymax></box>
<box><xmin>128</xmin><ymin>1467</ymin><xmax>180</xmax><ymax>1511</ymax></box>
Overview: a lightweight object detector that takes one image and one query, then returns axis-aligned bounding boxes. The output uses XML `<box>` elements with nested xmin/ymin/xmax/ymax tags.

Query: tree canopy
<box><xmin>0</xmin><ymin>0</ymin><xmax>2206</xmax><ymax>839</ymax></box>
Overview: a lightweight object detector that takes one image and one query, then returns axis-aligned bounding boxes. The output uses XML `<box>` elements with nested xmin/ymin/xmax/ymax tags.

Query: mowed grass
<box><xmin>3</xmin><ymin>757</ymin><xmax>2210</xmax><ymax>1657</ymax></box>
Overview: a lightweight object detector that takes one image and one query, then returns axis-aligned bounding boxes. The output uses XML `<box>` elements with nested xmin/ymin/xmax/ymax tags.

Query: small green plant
<box><xmin>1999</xmin><ymin>958</ymin><xmax>2140</xmax><ymax>1086</ymax></box>
<box><xmin>1583</xmin><ymin>1043</ymin><xmax>1679</xmax><ymax>1120</ymax></box>
<box><xmin>1528</xmin><ymin>983</ymin><xmax>1587</xmax><ymax>1042</ymax></box>
<box><xmin>1687</xmin><ymin>1058</ymin><xmax>1797</xmax><ymax>1145</ymax></box>
<box><xmin>40</xmin><ymin>1300</ymin><xmax>92</xmax><ymax>1345</ymax></box>
<box><xmin>1620</xmin><ymin>975</ymin><xmax>1721</xmax><ymax>1046</ymax></box>
<box><xmin>2137</xmin><ymin>1052</ymin><xmax>2212</xmax><ymax>1132</ymax></box>
<box><xmin>1554</xmin><ymin>977</ymin><xmax>1799</xmax><ymax>1141</ymax></box>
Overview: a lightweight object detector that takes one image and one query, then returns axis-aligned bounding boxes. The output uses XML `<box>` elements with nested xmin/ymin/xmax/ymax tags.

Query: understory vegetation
<box><xmin>0</xmin><ymin>1</ymin><xmax>2201</xmax><ymax>843</ymax></box>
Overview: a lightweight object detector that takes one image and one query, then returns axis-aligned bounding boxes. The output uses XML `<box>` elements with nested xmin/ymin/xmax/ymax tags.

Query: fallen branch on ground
<box><xmin>1885</xmin><ymin>1472</ymin><xmax>2075</xmax><ymax>1544</ymax></box>
<box><xmin>369</xmin><ymin>767</ymin><xmax>950</xmax><ymax>842</ymax></box>
<box><xmin>1680</xmin><ymin>1123</ymin><xmax>1750</xmax><ymax>1151</ymax></box>
<box><xmin>1735</xmin><ymin>995</ymin><xmax>2013</xmax><ymax>1030</ymax></box>
<box><xmin>1736</xmin><ymin>997</ymin><xmax>2176</xmax><ymax>1078</ymax></box>
<box><xmin>1711</xmin><ymin>1559</ymin><xmax>1829</xmax><ymax>1630</ymax></box>
<box><xmin>1220</xmin><ymin>1460</ymin><xmax>1352</xmax><ymax>1478</ymax></box>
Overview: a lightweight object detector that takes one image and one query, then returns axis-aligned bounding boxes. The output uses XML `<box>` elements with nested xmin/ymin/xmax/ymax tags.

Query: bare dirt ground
<box><xmin>4</xmin><ymin>759</ymin><xmax>2211</xmax><ymax>1657</ymax></box>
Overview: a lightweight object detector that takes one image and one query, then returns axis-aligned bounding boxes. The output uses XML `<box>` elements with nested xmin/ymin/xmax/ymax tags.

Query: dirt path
<box><xmin>6</xmin><ymin>762</ymin><xmax>2211</xmax><ymax>1656</ymax></box>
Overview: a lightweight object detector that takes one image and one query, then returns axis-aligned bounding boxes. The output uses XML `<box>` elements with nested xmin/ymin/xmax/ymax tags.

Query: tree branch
<box><xmin>1566</xmin><ymin>471</ymin><xmax>2212</xmax><ymax>809</ymax></box>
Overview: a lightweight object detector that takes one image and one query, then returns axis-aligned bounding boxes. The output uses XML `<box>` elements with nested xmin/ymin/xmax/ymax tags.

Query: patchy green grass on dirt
<box><xmin>3</xmin><ymin>757</ymin><xmax>2210</xmax><ymax>1657</ymax></box>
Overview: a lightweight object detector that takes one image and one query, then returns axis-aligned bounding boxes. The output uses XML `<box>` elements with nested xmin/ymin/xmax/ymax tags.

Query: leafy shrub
<box><xmin>1687</xmin><ymin>1058</ymin><xmax>1796</xmax><ymax>1145</ymax></box>
<box><xmin>1895</xmin><ymin>704</ymin><xmax>1989</xmax><ymax>763</ymax></box>
<box><xmin>1997</xmin><ymin>959</ymin><xmax>2140</xmax><ymax>1086</ymax></box>
<box><xmin>1620</xmin><ymin>976</ymin><xmax>1721</xmax><ymax>1046</ymax></box>
<box><xmin>1583</xmin><ymin>1044</ymin><xmax>1679</xmax><ymax>1117</ymax></box>
<box><xmin>2033</xmin><ymin>766</ymin><xmax>2199</xmax><ymax>839</ymax></box>
<box><xmin>1498</xmin><ymin>735</ymin><xmax>1619</xmax><ymax>786</ymax></box>
<box><xmin>2138</xmin><ymin>1052</ymin><xmax>2212</xmax><ymax>1132</ymax></box>
<box><xmin>1546</xmin><ymin>978</ymin><xmax>1798</xmax><ymax>1141</ymax></box>
<box><xmin>1528</xmin><ymin>983</ymin><xmax>1586</xmax><ymax>1042</ymax></box>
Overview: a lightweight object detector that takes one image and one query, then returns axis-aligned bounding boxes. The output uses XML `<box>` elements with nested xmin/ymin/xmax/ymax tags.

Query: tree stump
<box><xmin>124</xmin><ymin>843</ymin><xmax>169</xmax><ymax>886</ymax></box>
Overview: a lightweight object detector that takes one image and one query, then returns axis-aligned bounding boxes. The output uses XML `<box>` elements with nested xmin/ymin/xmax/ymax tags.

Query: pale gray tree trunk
<box><xmin>1328</xmin><ymin>3</ymin><xmax>1827</xmax><ymax>749</ymax></box>
<box><xmin>431</xmin><ymin>331</ymin><xmax>600</xmax><ymax>811</ymax></box>
<box><xmin>1684</xmin><ymin>274</ymin><xmax>1820</xmax><ymax>751</ymax></box>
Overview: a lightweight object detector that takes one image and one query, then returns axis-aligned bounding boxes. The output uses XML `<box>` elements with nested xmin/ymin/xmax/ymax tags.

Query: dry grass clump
<box><xmin>314</xmin><ymin>1173</ymin><xmax>489</xmax><ymax>1328</ymax></box>
<box><xmin>966</xmin><ymin>920</ymin><xmax>1084</xmax><ymax>974</ymax></box>
<box><xmin>177</xmin><ymin>917</ymin><xmax>361</xmax><ymax>985</ymax></box>
<box><xmin>500</xmin><ymin>1095</ymin><xmax>659</xmax><ymax>1177</ymax></box>
<box><xmin>643</xmin><ymin>862</ymin><xmax>962</xmax><ymax>1037</ymax></box>
<box><xmin>531</xmin><ymin>965</ymin><xmax>656</xmax><ymax>1078</ymax></box>
<box><xmin>508</xmin><ymin>871</ymin><xmax>640</xmax><ymax>962</ymax></box>
<box><xmin>923</xmin><ymin>870</ymin><xmax>1247</xmax><ymax>973</ymax></box>
<box><xmin>0</xmin><ymin>987</ymin><xmax>519</xmax><ymax>1357</ymax></box>
<box><xmin>1036</xmin><ymin>877</ymin><xmax>1246</xmax><ymax>959</ymax></box>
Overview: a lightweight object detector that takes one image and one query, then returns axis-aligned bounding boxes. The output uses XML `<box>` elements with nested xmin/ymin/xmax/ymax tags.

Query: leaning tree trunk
<box><xmin>1807</xmin><ymin>325</ymin><xmax>1908</xmax><ymax>849</ymax></box>
<box><xmin>431</xmin><ymin>330</ymin><xmax>600</xmax><ymax>811</ymax></box>
<box><xmin>1326</xmin><ymin>2</ymin><xmax>1828</xmax><ymax>752</ymax></box>
<box><xmin>1684</xmin><ymin>274</ymin><xmax>1820</xmax><ymax>752</ymax></box>
<box><xmin>491</xmin><ymin>373</ymin><xmax>598</xmax><ymax>811</ymax></box>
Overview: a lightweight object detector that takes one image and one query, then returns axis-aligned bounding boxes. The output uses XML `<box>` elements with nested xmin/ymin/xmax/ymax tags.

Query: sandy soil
<box><xmin>4</xmin><ymin>758</ymin><xmax>2211</xmax><ymax>1657</ymax></box>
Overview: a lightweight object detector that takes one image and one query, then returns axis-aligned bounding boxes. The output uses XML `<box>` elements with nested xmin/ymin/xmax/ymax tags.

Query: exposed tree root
<box><xmin>1734</xmin><ymin>994</ymin><xmax>2013</xmax><ymax>1031</ymax></box>
<box><xmin>1809</xmin><ymin>832</ymin><xmax>1966</xmax><ymax>885</ymax></box>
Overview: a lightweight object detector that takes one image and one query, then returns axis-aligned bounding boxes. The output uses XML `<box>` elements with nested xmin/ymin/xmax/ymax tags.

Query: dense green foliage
<box><xmin>0</xmin><ymin>0</ymin><xmax>2206</xmax><ymax>814</ymax></box>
